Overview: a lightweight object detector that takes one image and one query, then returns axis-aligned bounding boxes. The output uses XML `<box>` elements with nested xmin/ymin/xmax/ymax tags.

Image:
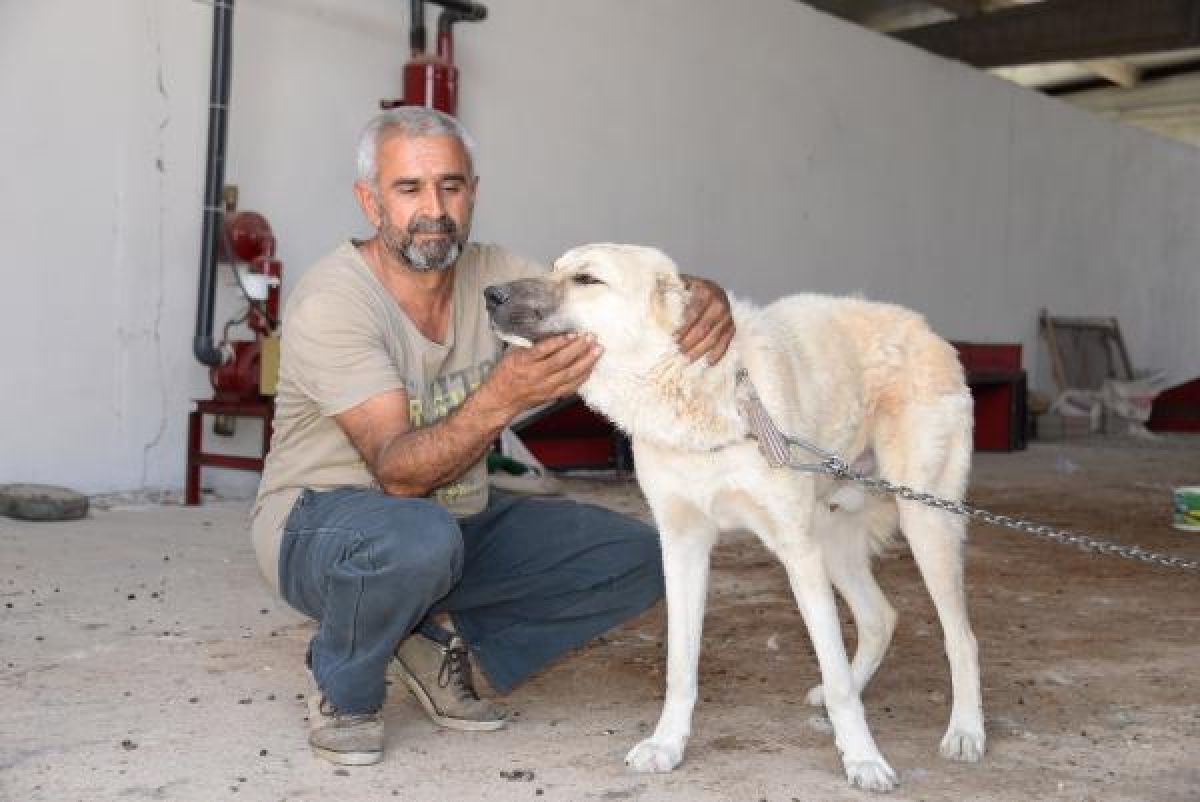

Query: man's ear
<box><xmin>651</xmin><ymin>272</ymin><xmax>687</xmax><ymax>333</ymax></box>
<box><xmin>352</xmin><ymin>180</ymin><xmax>382</xmax><ymax>228</ymax></box>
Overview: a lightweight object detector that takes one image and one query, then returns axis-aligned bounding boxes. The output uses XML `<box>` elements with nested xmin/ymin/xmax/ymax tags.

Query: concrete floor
<box><xmin>2</xmin><ymin>435</ymin><xmax>1199</xmax><ymax>802</ymax></box>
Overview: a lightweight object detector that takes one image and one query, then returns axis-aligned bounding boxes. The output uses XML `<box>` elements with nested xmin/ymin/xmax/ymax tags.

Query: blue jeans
<box><xmin>278</xmin><ymin>486</ymin><xmax>664</xmax><ymax>714</ymax></box>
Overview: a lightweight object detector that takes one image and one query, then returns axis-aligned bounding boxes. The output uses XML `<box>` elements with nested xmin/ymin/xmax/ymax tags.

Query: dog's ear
<box><xmin>650</xmin><ymin>271</ymin><xmax>687</xmax><ymax>333</ymax></box>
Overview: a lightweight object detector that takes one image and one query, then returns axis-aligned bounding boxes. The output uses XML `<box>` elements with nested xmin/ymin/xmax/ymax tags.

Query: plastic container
<box><xmin>1173</xmin><ymin>486</ymin><xmax>1200</xmax><ymax>532</ymax></box>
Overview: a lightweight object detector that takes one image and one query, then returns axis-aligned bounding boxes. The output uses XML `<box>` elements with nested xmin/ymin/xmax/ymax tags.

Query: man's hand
<box><xmin>483</xmin><ymin>333</ymin><xmax>603</xmax><ymax>417</ymax></box>
<box><xmin>677</xmin><ymin>276</ymin><xmax>735</xmax><ymax>364</ymax></box>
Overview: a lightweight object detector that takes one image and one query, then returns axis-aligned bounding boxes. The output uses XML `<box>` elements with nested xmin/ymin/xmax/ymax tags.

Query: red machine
<box><xmin>209</xmin><ymin>210</ymin><xmax>282</xmax><ymax>401</ymax></box>
<box><xmin>381</xmin><ymin>0</ymin><xmax>487</xmax><ymax>114</ymax></box>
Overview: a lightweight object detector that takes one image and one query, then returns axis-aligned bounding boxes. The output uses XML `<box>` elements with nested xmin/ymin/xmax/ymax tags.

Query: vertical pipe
<box><xmin>194</xmin><ymin>0</ymin><xmax>235</xmax><ymax>366</ymax></box>
<box><xmin>437</xmin><ymin>10</ymin><xmax>457</xmax><ymax>63</ymax></box>
<box><xmin>411</xmin><ymin>0</ymin><xmax>427</xmax><ymax>56</ymax></box>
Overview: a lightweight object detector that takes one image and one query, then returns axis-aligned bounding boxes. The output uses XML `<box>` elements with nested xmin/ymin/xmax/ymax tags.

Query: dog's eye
<box><xmin>572</xmin><ymin>273</ymin><xmax>604</xmax><ymax>286</ymax></box>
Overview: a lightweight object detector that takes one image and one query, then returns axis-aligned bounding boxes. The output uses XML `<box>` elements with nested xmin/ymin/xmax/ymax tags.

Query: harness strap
<box><xmin>735</xmin><ymin>369</ymin><xmax>852</xmax><ymax>475</ymax></box>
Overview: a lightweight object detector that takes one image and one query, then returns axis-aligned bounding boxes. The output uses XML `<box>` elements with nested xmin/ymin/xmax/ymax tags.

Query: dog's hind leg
<box><xmin>896</xmin><ymin>498</ymin><xmax>985</xmax><ymax>762</ymax></box>
<box><xmin>878</xmin><ymin>403</ymin><xmax>985</xmax><ymax>762</ymax></box>
<box><xmin>806</xmin><ymin>503</ymin><xmax>898</xmax><ymax>707</ymax></box>
<box><xmin>625</xmin><ymin>498</ymin><xmax>718</xmax><ymax>774</ymax></box>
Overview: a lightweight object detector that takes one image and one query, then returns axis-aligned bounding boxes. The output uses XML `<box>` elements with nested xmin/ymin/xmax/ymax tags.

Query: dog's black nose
<box><xmin>484</xmin><ymin>285</ymin><xmax>510</xmax><ymax>309</ymax></box>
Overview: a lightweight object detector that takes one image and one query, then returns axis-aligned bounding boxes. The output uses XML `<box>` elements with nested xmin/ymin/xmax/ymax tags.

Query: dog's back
<box><xmin>736</xmin><ymin>294</ymin><xmax>971</xmax><ymax>491</ymax></box>
<box><xmin>762</xmin><ymin>294</ymin><xmax>965</xmax><ymax>398</ymax></box>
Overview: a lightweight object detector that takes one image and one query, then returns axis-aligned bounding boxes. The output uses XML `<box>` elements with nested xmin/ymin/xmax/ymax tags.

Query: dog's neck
<box><xmin>579</xmin><ymin>333</ymin><xmax>748</xmax><ymax>452</ymax></box>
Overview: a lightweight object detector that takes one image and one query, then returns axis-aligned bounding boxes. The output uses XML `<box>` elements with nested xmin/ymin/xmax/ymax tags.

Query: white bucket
<box><xmin>1173</xmin><ymin>486</ymin><xmax>1200</xmax><ymax>532</ymax></box>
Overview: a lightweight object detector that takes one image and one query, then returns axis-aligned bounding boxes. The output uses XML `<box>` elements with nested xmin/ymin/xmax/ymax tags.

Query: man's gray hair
<box><xmin>356</xmin><ymin>107</ymin><xmax>478</xmax><ymax>188</ymax></box>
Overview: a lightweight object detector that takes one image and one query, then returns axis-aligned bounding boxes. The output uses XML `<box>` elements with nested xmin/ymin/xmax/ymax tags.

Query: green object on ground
<box><xmin>486</xmin><ymin>452</ymin><xmax>531</xmax><ymax>476</ymax></box>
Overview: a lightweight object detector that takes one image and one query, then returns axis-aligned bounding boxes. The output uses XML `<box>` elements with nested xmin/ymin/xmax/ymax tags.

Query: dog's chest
<box><xmin>635</xmin><ymin>434</ymin><xmax>851</xmax><ymax>540</ymax></box>
<box><xmin>636</xmin><ymin>440</ymin><xmax>794</xmax><ymax>526</ymax></box>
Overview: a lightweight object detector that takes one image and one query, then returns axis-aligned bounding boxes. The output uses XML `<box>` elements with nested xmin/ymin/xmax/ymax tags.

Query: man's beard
<box><xmin>379</xmin><ymin>212</ymin><xmax>464</xmax><ymax>272</ymax></box>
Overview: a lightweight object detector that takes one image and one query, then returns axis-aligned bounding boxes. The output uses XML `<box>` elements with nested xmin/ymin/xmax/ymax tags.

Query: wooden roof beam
<box><xmin>895</xmin><ymin>0</ymin><xmax>1200</xmax><ymax>68</ymax></box>
<box><xmin>937</xmin><ymin>0</ymin><xmax>1145</xmax><ymax>85</ymax></box>
<box><xmin>1081</xmin><ymin>58</ymin><xmax>1142</xmax><ymax>88</ymax></box>
<box><xmin>924</xmin><ymin>0</ymin><xmax>984</xmax><ymax>16</ymax></box>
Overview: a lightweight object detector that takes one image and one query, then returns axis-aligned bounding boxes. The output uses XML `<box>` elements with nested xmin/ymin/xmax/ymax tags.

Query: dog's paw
<box><xmin>844</xmin><ymin>757</ymin><xmax>898</xmax><ymax>793</ymax></box>
<box><xmin>940</xmin><ymin>727</ymin><xmax>986</xmax><ymax>762</ymax></box>
<box><xmin>625</xmin><ymin>738</ymin><xmax>684</xmax><ymax>773</ymax></box>
<box><xmin>804</xmin><ymin>684</ymin><xmax>826</xmax><ymax>707</ymax></box>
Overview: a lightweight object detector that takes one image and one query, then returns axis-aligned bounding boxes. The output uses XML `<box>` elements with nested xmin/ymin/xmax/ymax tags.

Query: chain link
<box><xmin>815</xmin><ymin>454</ymin><xmax>1200</xmax><ymax>573</ymax></box>
<box><xmin>734</xmin><ymin>368</ymin><xmax>1200</xmax><ymax>573</ymax></box>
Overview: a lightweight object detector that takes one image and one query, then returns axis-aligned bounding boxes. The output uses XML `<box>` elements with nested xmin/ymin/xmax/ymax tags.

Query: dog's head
<box><xmin>485</xmin><ymin>243</ymin><xmax>688</xmax><ymax>357</ymax></box>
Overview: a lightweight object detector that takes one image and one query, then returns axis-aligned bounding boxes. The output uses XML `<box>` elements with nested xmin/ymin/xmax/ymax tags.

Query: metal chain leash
<box><xmin>820</xmin><ymin>456</ymin><xmax>1200</xmax><ymax>572</ymax></box>
<box><xmin>735</xmin><ymin>369</ymin><xmax>1200</xmax><ymax>573</ymax></box>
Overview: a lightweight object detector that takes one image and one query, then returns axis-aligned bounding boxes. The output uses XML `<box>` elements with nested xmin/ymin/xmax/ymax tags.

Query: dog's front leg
<box><xmin>626</xmin><ymin>506</ymin><xmax>717</xmax><ymax>773</ymax></box>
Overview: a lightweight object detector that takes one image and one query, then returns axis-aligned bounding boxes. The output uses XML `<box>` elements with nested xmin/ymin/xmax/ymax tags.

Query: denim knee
<box><xmin>593</xmin><ymin>514</ymin><xmax>664</xmax><ymax>589</ymax></box>
<box><xmin>623</xmin><ymin>524</ymin><xmax>663</xmax><ymax>571</ymax></box>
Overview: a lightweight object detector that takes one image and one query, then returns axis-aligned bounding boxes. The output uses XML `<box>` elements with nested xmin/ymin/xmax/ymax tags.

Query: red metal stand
<box><xmin>951</xmin><ymin>342</ymin><xmax>1027</xmax><ymax>452</ymax></box>
<box><xmin>513</xmin><ymin>396</ymin><xmax>632</xmax><ymax>472</ymax></box>
<box><xmin>186</xmin><ymin>398</ymin><xmax>274</xmax><ymax>505</ymax></box>
<box><xmin>965</xmin><ymin>371</ymin><xmax>1028</xmax><ymax>451</ymax></box>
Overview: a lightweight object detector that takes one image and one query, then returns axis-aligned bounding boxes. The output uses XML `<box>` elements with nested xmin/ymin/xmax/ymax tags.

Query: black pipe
<box><xmin>437</xmin><ymin>5</ymin><xmax>486</xmax><ymax>38</ymax></box>
<box><xmin>410</xmin><ymin>0</ymin><xmax>426</xmax><ymax>55</ymax></box>
<box><xmin>428</xmin><ymin>0</ymin><xmax>486</xmax><ymax>20</ymax></box>
<box><xmin>193</xmin><ymin>0</ymin><xmax>235</xmax><ymax>367</ymax></box>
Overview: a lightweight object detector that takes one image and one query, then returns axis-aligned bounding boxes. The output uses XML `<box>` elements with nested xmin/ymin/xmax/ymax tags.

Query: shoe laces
<box><xmin>436</xmin><ymin>637</ymin><xmax>480</xmax><ymax>700</ymax></box>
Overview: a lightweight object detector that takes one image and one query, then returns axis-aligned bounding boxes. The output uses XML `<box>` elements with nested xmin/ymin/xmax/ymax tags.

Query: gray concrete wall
<box><xmin>2</xmin><ymin>0</ymin><xmax>1198</xmax><ymax>494</ymax></box>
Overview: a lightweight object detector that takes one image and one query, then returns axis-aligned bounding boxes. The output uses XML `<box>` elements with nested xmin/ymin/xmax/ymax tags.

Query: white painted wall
<box><xmin>2</xmin><ymin>0</ymin><xmax>1197</xmax><ymax>496</ymax></box>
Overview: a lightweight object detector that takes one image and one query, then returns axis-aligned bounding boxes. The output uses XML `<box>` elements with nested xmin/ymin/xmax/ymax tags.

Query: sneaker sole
<box><xmin>310</xmin><ymin>745</ymin><xmax>383</xmax><ymax>766</ymax></box>
<box><xmin>395</xmin><ymin>668</ymin><xmax>507</xmax><ymax>732</ymax></box>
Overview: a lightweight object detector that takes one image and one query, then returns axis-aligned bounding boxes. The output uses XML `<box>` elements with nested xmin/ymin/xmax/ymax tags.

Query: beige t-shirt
<box><xmin>251</xmin><ymin>241</ymin><xmax>543</xmax><ymax>592</ymax></box>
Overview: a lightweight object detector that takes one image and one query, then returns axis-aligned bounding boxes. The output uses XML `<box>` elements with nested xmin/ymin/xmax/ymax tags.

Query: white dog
<box><xmin>485</xmin><ymin>244</ymin><xmax>985</xmax><ymax>792</ymax></box>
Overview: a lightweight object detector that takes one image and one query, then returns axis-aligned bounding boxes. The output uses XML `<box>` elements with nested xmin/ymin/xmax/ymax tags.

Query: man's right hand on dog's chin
<box><xmin>486</xmin><ymin>333</ymin><xmax>602</xmax><ymax>418</ymax></box>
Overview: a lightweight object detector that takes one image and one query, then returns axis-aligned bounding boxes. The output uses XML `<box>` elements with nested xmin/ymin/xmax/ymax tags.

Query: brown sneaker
<box><xmin>307</xmin><ymin>678</ymin><xmax>384</xmax><ymax>766</ymax></box>
<box><xmin>391</xmin><ymin>633</ymin><xmax>507</xmax><ymax>732</ymax></box>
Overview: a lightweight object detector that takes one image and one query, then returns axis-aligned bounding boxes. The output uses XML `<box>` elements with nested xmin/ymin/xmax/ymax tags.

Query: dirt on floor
<box><xmin>2</xmin><ymin>435</ymin><xmax>1199</xmax><ymax>802</ymax></box>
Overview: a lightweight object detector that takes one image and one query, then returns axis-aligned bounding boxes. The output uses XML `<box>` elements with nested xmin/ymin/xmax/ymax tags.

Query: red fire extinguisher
<box><xmin>381</xmin><ymin>0</ymin><xmax>487</xmax><ymax>115</ymax></box>
<box><xmin>209</xmin><ymin>210</ymin><xmax>282</xmax><ymax>402</ymax></box>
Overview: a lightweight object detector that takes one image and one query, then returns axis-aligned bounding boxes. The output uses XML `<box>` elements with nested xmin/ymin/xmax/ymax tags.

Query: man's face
<box><xmin>359</xmin><ymin>134</ymin><xmax>478</xmax><ymax>271</ymax></box>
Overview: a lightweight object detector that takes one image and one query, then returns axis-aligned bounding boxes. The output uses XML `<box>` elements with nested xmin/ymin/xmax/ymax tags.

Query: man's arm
<box><xmin>336</xmin><ymin>333</ymin><xmax>601</xmax><ymax>497</ymax></box>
